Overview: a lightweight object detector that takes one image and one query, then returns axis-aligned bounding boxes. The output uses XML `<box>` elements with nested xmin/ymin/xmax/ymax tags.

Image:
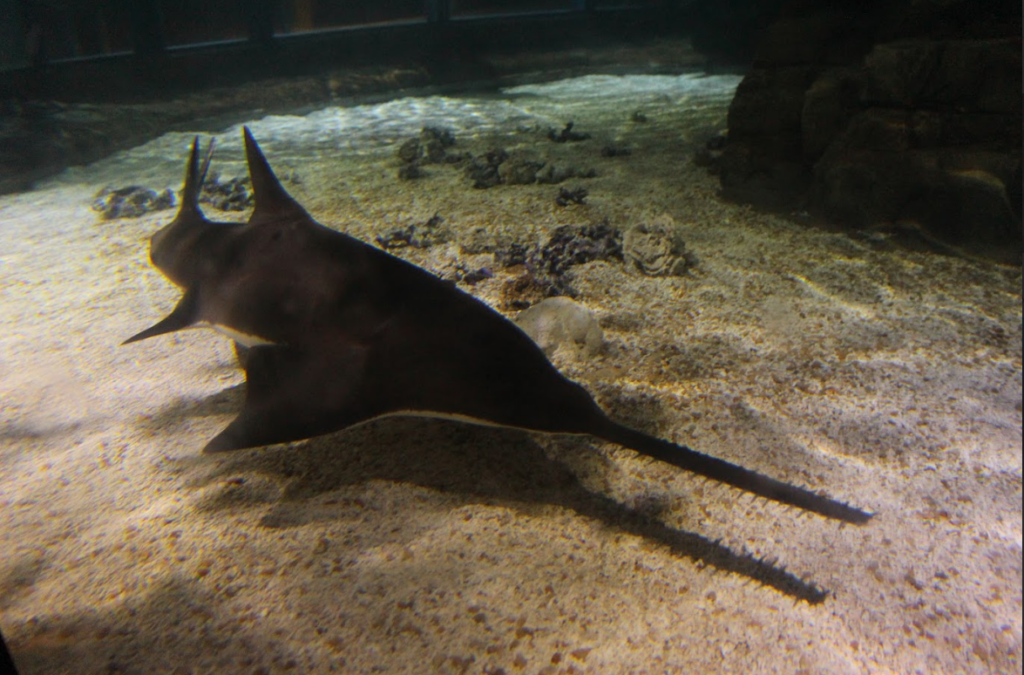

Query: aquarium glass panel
<box><xmin>14</xmin><ymin>0</ymin><xmax>133</xmax><ymax>62</ymax></box>
<box><xmin>593</xmin><ymin>0</ymin><xmax>669</xmax><ymax>8</ymax></box>
<box><xmin>451</xmin><ymin>0</ymin><xmax>576</xmax><ymax>18</ymax></box>
<box><xmin>282</xmin><ymin>0</ymin><xmax>425</xmax><ymax>32</ymax></box>
<box><xmin>160</xmin><ymin>0</ymin><xmax>250</xmax><ymax>46</ymax></box>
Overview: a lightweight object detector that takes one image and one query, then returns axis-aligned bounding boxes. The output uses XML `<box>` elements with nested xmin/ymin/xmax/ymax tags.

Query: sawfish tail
<box><xmin>596</xmin><ymin>420</ymin><xmax>873</xmax><ymax>524</ymax></box>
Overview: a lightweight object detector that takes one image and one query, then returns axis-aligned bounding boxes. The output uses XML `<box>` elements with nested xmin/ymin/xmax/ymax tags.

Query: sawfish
<box><xmin>125</xmin><ymin>128</ymin><xmax>872</xmax><ymax>525</ymax></box>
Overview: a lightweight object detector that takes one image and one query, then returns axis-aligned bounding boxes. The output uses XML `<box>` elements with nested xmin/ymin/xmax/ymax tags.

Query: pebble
<box><xmin>514</xmin><ymin>297</ymin><xmax>604</xmax><ymax>359</ymax></box>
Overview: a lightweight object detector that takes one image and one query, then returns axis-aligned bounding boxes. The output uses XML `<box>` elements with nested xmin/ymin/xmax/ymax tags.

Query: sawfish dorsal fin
<box><xmin>146</xmin><ymin>136</ymin><xmax>222</xmax><ymax>288</ymax></box>
<box><xmin>178</xmin><ymin>135</ymin><xmax>215</xmax><ymax>216</ymax></box>
<box><xmin>243</xmin><ymin>126</ymin><xmax>308</xmax><ymax>222</ymax></box>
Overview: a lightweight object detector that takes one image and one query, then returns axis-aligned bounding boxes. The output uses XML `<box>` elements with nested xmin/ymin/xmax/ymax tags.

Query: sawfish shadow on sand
<box><xmin>152</xmin><ymin>388</ymin><xmax>834</xmax><ymax>604</ymax></box>
<box><xmin>7</xmin><ymin>574</ymin><xmax>285</xmax><ymax>674</ymax></box>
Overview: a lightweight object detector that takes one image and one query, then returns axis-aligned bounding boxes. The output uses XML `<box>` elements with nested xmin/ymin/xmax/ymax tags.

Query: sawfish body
<box><xmin>125</xmin><ymin>128</ymin><xmax>871</xmax><ymax>525</ymax></box>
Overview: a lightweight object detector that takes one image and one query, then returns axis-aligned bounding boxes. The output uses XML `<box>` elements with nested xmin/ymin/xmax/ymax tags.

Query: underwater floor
<box><xmin>0</xmin><ymin>74</ymin><xmax>1021</xmax><ymax>675</ymax></box>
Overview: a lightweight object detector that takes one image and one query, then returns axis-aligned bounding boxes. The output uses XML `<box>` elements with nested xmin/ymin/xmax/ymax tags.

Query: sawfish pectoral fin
<box><xmin>122</xmin><ymin>289</ymin><xmax>200</xmax><ymax>345</ymax></box>
<box><xmin>203</xmin><ymin>342</ymin><xmax>373</xmax><ymax>453</ymax></box>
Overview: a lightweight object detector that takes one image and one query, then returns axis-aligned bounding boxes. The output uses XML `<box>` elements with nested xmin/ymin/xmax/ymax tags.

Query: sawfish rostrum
<box><xmin>126</xmin><ymin>128</ymin><xmax>872</xmax><ymax>525</ymax></box>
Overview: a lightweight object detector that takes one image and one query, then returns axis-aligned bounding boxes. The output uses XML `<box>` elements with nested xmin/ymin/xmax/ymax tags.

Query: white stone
<box><xmin>514</xmin><ymin>297</ymin><xmax>603</xmax><ymax>359</ymax></box>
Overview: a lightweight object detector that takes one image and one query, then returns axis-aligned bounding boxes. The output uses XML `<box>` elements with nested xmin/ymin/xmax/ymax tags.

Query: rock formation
<box><xmin>718</xmin><ymin>0</ymin><xmax>1021</xmax><ymax>261</ymax></box>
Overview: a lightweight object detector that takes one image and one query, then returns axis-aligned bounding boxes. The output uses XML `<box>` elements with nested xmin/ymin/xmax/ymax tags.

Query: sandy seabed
<box><xmin>0</xmin><ymin>74</ymin><xmax>1021</xmax><ymax>675</ymax></box>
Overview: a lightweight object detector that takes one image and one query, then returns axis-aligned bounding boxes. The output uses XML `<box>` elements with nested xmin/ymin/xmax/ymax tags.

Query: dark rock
<box><xmin>728</xmin><ymin>67</ymin><xmax>819</xmax><ymax>137</ymax></box>
<box><xmin>706</xmin><ymin>135</ymin><xmax>727</xmax><ymax>151</ymax></box>
<box><xmin>397</xmin><ymin>163</ymin><xmax>424</xmax><ymax>180</ymax></box>
<box><xmin>465</xmin><ymin>148</ymin><xmax>595</xmax><ymax>189</ymax></box>
<box><xmin>420</xmin><ymin>135</ymin><xmax>449</xmax><ymax>164</ymax></box>
<box><xmin>719</xmin><ymin>142</ymin><xmax>811</xmax><ymax>211</ymax></box>
<box><xmin>692</xmin><ymin>148</ymin><xmax>715</xmax><ymax>169</ymax></box>
<box><xmin>495</xmin><ymin>242</ymin><xmax>531</xmax><ymax>268</ymax></box>
<box><xmin>535</xmin><ymin>164</ymin><xmax>596</xmax><ymax>185</ymax></box>
<box><xmin>500</xmin><ymin>269</ymin><xmax>556</xmax><ymax>310</ymax></box>
<box><xmin>458</xmin><ymin>266</ymin><xmax>493</xmax><ymax>285</ymax></box>
<box><xmin>437</xmin><ymin>260</ymin><xmax>493</xmax><ymax>285</ymax></box>
<box><xmin>397</xmin><ymin>126</ymin><xmax>458</xmax><ymax>166</ymax></box>
<box><xmin>375</xmin><ymin>213</ymin><xmax>447</xmax><ymax>249</ymax></box>
<box><xmin>200</xmin><ymin>173</ymin><xmax>253</xmax><ymax>211</ymax></box>
<box><xmin>720</xmin><ymin>66</ymin><xmax>819</xmax><ymax>209</ymax></box>
<box><xmin>694</xmin><ymin>134</ymin><xmax>728</xmax><ymax>172</ymax></box>
<box><xmin>423</xmin><ymin>125</ymin><xmax>456</xmax><ymax>148</ymax></box>
<box><xmin>815</xmin><ymin>146</ymin><xmax>1020</xmax><ymax>247</ymax></box>
<box><xmin>555</xmin><ymin>186</ymin><xmax>588</xmax><ymax>207</ymax></box>
<box><xmin>460</xmin><ymin>226</ymin><xmax>503</xmax><ymax>255</ymax></box>
<box><xmin>92</xmin><ymin>185</ymin><xmax>176</xmax><ymax>220</ymax></box>
<box><xmin>863</xmin><ymin>40</ymin><xmax>1021</xmax><ymax>114</ymax></box>
<box><xmin>631</xmin><ymin>111</ymin><xmax>649</xmax><ymax>123</ymax></box>
<box><xmin>397</xmin><ymin>138</ymin><xmax>421</xmax><ymax>164</ymax></box>
<box><xmin>498</xmin><ymin>154</ymin><xmax>545</xmax><ymax>185</ymax></box>
<box><xmin>717</xmin><ymin>0</ymin><xmax>1021</xmax><ymax>259</ymax></box>
<box><xmin>547</xmin><ymin>121</ymin><xmax>591</xmax><ymax>143</ymax></box>
<box><xmin>465</xmin><ymin>148</ymin><xmax>509</xmax><ymax>189</ymax></box>
<box><xmin>623</xmin><ymin>221</ymin><xmax>696</xmax><ymax>276</ymax></box>
<box><xmin>801</xmin><ymin>69</ymin><xmax>862</xmax><ymax>161</ymax></box>
<box><xmin>494</xmin><ymin>222</ymin><xmax>623</xmax><ymax>303</ymax></box>
<box><xmin>600</xmin><ymin>145</ymin><xmax>632</xmax><ymax>158</ymax></box>
<box><xmin>539</xmin><ymin>221</ymin><xmax>623</xmax><ymax>280</ymax></box>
